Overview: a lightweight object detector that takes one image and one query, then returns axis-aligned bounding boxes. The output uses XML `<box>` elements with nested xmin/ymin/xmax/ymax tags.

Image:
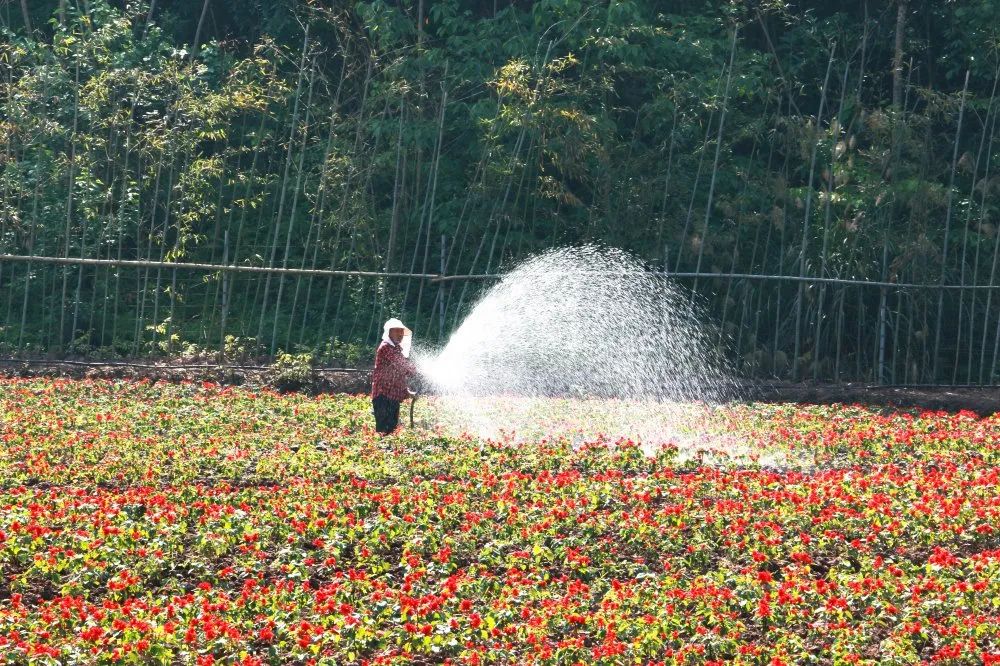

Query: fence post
<box><xmin>220</xmin><ymin>231</ymin><xmax>229</xmax><ymax>364</ymax></box>
<box><xmin>439</xmin><ymin>235</ymin><xmax>446</xmax><ymax>342</ymax></box>
<box><xmin>877</xmin><ymin>286</ymin><xmax>887</xmax><ymax>385</ymax></box>
<box><xmin>167</xmin><ymin>268</ymin><xmax>177</xmax><ymax>356</ymax></box>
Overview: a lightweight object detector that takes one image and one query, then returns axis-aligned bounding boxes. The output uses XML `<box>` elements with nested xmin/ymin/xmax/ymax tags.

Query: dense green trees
<box><xmin>1</xmin><ymin>1</ymin><xmax>999</xmax><ymax>382</ymax></box>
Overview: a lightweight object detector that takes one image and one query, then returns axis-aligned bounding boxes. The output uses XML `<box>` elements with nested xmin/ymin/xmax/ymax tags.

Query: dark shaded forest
<box><xmin>2</xmin><ymin>0</ymin><xmax>999</xmax><ymax>383</ymax></box>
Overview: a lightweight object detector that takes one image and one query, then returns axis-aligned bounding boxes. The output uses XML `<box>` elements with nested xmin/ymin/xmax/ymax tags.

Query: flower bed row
<box><xmin>1</xmin><ymin>378</ymin><xmax>999</xmax><ymax>664</ymax></box>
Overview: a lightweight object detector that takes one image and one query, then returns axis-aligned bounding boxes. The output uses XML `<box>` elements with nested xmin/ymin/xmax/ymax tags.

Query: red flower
<box><xmin>80</xmin><ymin>626</ymin><xmax>104</xmax><ymax>642</ymax></box>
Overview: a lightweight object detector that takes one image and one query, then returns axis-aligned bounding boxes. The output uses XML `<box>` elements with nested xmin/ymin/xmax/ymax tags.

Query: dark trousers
<box><xmin>372</xmin><ymin>395</ymin><xmax>401</xmax><ymax>434</ymax></box>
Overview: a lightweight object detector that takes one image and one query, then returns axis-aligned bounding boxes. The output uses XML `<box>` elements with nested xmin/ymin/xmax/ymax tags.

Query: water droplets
<box><xmin>417</xmin><ymin>246</ymin><xmax>736</xmax><ymax>446</ymax></box>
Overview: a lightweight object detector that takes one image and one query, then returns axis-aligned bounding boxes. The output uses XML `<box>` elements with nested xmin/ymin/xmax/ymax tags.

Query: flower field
<box><xmin>2</xmin><ymin>379</ymin><xmax>1000</xmax><ymax>665</ymax></box>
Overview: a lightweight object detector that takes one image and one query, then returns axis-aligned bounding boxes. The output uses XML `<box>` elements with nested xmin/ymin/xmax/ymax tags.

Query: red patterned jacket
<box><xmin>371</xmin><ymin>341</ymin><xmax>416</xmax><ymax>401</ymax></box>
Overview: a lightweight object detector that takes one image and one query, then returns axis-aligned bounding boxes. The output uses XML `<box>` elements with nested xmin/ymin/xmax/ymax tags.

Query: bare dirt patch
<box><xmin>2</xmin><ymin>360</ymin><xmax>997</xmax><ymax>414</ymax></box>
<box><xmin>743</xmin><ymin>382</ymin><xmax>1000</xmax><ymax>415</ymax></box>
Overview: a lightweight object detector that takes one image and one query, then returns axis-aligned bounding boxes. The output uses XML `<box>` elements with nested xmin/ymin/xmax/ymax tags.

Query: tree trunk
<box><xmin>192</xmin><ymin>0</ymin><xmax>210</xmax><ymax>59</ymax></box>
<box><xmin>18</xmin><ymin>0</ymin><xmax>31</xmax><ymax>33</ymax></box>
<box><xmin>145</xmin><ymin>0</ymin><xmax>158</xmax><ymax>35</ymax></box>
<box><xmin>417</xmin><ymin>0</ymin><xmax>424</xmax><ymax>47</ymax></box>
<box><xmin>892</xmin><ymin>0</ymin><xmax>907</xmax><ymax>111</ymax></box>
<box><xmin>58</xmin><ymin>0</ymin><xmax>67</xmax><ymax>26</ymax></box>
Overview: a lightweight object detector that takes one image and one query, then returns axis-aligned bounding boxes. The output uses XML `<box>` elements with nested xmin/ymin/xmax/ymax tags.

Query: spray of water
<box><xmin>416</xmin><ymin>246</ymin><xmax>743</xmax><ymax>454</ymax></box>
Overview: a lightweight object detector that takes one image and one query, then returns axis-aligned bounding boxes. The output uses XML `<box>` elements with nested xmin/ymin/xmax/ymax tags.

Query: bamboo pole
<box><xmin>244</xmin><ymin>115</ymin><xmax>286</xmax><ymax>348</ymax></box>
<box><xmin>738</xmin><ymin>114</ymin><xmax>776</xmax><ymax>374</ymax></box>
<box><xmin>892</xmin><ymin>0</ymin><xmax>907</xmax><ymax>113</ymax></box>
<box><xmin>980</xmin><ymin>113</ymin><xmax>1000</xmax><ymax>383</ymax></box>
<box><xmin>931</xmin><ymin>70</ymin><xmax>970</xmax><ymax>380</ymax></box>
<box><xmin>70</xmin><ymin>153</ymin><xmax>94</xmax><ymax>345</ymax></box>
<box><xmin>149</xmin><ymin>161</ymin><xmax>178</xmax><ymax>351</ymax></box>
<box><xmin>904</xmin><ymin>291</ymin><xmax>914</xmax><ymax>382</ymax></box>
<box><xmin>202</xmin><ymin>112</ymin><xmax>241</xmax><ymax>336</ymax></box>
<box><xmin>320</xmin><ymin>56</ymin><xmax>373</xmax><ymax>344</ymax></box>
<box><xmin>792</xmin><ymin>45</ymin><xmax>834</xmax><ymax>381</ymax></box>
<box><xmin>856</xmin><ymin>285</ymin><xmax>864</xmax><ymax>379</ymax></box>
<box><xmin>0</xmin><ymin>54</ymin><xmax>14</xmax><ymax>344</ymax></box>
<box><xmin>166</xmin><ymin>268</ymin><xmax>177</xmax><ymax>354</ymax></box>
<box><xmin>970</xmin><ymin>145</ymin><xmax>996</xmax><ymax>383</ymax></box>
<box><xmin>655</xmin><ymin>100</ymin><xmax>679</xmax><ymax>259</ymax></box>
<box><xmin>344</xmin><ymin>97</ymin><xmax>393</xmax><ymax>346</ymax></box>
<box><xmin>17</xmin><ymin>154</ymin><xmax>42</xmax><ymax>354</ymax></box>
<box><xmin>443</xmin><ymin>87</ymin><xmax>506</xmax><ymax>279</ymax></box>
<box><xmin>16</xmin><ymin>61</ymin><xmax>47</xmax><ymax>354</ymax></box>
<box><xmin>438</xmin><ymin>234</ymin><xmax>446</xmax><ymax>342</ymax></box>
<box><xmin>876</xmin><ymin>236</ymin><xmax>889</xmax><ymax>384</ymax></box>
<box><xmin>414</xmin><ymin>66</ymin><xmax>449</xmax><ymax>333</ymax></box>
<box><xmin>271</xmin><ymin>52</ymin><xmax>318</xmax><ymax>354</ymax></box>
<box><xmin>954</xmin><ymin>115</ymin><xmax>994</xmax><ymax>382</ymax></box>
<box><xmin>456</xmin><ymin>40</ymin><xmax>555</xmax><ymax>320</ymax></box>
<box><xmin>338</xmin><ymin>89</ymin><xmax>390</xmax><ymax>346</ymax></box>
<box><xmin>835</xmin><ymin>13</ymin><xmax>870</xmax><ymax>381</ymax></box>
<box><xmin>452</xmin><ymin>124</ymin><xmax>528</xmax><ymax>323</ymax></box>
<box><xmin>219</xmin><ymin>230</ymin><xmax>229</xmax><ymax>361</ymax></box>
<box><xmin>60</xmin><ymin>62</ymin><xmax>81</xmax><ymax>349</ymax></box>
<box><xmin>256</xmin><ymin>28</ymin><xmax>310</xmax><ymax>349</ymax></box>
<box><xmin>813</xmin><ymin>58</ymin><xmax>851</xmax><ymax>379</ymax></box>
<box><xmin>720</xmin><ymin>100</ymin><xmax>766</xmax><ymax>354</ymax></box>
<box><xmin>672</xmin><ymin>102</ymin><xmax>717</xmax><ymax>272</ymax></box>
<box><xmin>774</xmin><ymin>158</ymin><xmax>789</xmax><ymax>379</ymax></box>
<box><xmin>299</xmin><ymin>53</ymin><xmax>350</xmax><ymax>347</ymax></box>
<box><xmin>692</xmin><ymin>27</ymin><xmax>738</xmax><ymax>299</ymax></box>
<box><xmin>94</xmin><ymin>121</ymin><xmax>121</xmax><ymax>348</ymax></box>
<box><xmin>134</xmin><ymin>148</ymin><xmax>166</xmax><ymax>354</ymax></box>
<box><xmin>231</xmin><ymin>83</ymin><xmax>277</xmax><ymax>347</ymax></box>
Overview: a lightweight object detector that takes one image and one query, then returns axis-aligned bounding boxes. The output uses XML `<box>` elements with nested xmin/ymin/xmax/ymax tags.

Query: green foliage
<box><xmin>1</xmin><ymin>0</ymin><xmax>1000</xmax><ymax>381</ymax></box>
<box><xmin>267</xmin><ymin>351</ymin><xmax>316</xmax><ymax>392</ymax></box>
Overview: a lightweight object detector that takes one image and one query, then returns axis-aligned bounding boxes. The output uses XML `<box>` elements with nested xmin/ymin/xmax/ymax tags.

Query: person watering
<box><xmin>371</xmin><ymin>318</ymin><xmax>416</xmax><ymax>435</ymax></box>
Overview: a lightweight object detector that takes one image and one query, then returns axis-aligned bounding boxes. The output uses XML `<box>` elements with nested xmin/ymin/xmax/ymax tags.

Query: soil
<box><xmin>743</xmin><ymin>382</ymin><xmax>1000</xmax><ymax>416</ymax></box>
<box><xmin>1</xmin><ymin>359</ymin><xmax>998</xmax><ymax>415</ymax></box>
<box><xmin>0</xmin><ymin>358</ymin><xmax>371</xmax><ymax>395</ymax></box>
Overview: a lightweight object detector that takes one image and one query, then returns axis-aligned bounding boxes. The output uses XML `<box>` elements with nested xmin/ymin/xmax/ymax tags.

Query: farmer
<box><xmin>371</xmin><ymin>318</ymin><xmax>416</xmax><ymax>435</ymax></box>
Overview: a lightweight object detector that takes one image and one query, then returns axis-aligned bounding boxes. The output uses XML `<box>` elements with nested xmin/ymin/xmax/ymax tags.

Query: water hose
<box><xmin>408</xmin><ymin>375</ymin><xmax>422</xmax><ymax>428</ymax></box>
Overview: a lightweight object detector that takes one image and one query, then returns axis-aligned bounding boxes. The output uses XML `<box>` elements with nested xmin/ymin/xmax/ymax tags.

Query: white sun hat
<box><xmin>382</xmin><ymin>318</ymin><xmax>413</xmax><ymax>357</ymax></box>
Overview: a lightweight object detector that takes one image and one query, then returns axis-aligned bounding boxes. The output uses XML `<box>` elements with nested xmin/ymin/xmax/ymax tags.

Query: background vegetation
<box><xmin>1</xmin><ymin>0</ymin><xmax>999</xmax><ymax>383</ymax></box>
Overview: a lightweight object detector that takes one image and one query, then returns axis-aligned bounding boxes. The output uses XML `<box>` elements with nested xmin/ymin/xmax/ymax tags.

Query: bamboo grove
<box><xmin>1</xmin><ymin>0</ymin><xmax>1000</xmax><ymax>383</ymax></box>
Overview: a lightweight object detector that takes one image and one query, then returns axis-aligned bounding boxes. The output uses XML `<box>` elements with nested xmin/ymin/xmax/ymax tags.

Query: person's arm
<box><xmin>392</xmin><ymin>347</ymin><xmax>417</xmax><ymax>377</ymax></box>
<box><xmin>402</xmin><ymin>353</ymin><xmax>417</xmax><ymax>377</ymax></box>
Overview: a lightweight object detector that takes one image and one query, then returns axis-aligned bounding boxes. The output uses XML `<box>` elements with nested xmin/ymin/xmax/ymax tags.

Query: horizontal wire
<box><xmin>5</xmin><ymin>254</ymin><xmax>1000</xmax><ymax>290</ymax></box>
<box><xmin>0</xmin><ymin>358</ymin><xmax>370</xmax><ymax>373</ymax></box>
<box><xmin>0</xmin><ymin>255</ymin><xmax>436</xmax><ymax>280</ymax></box>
